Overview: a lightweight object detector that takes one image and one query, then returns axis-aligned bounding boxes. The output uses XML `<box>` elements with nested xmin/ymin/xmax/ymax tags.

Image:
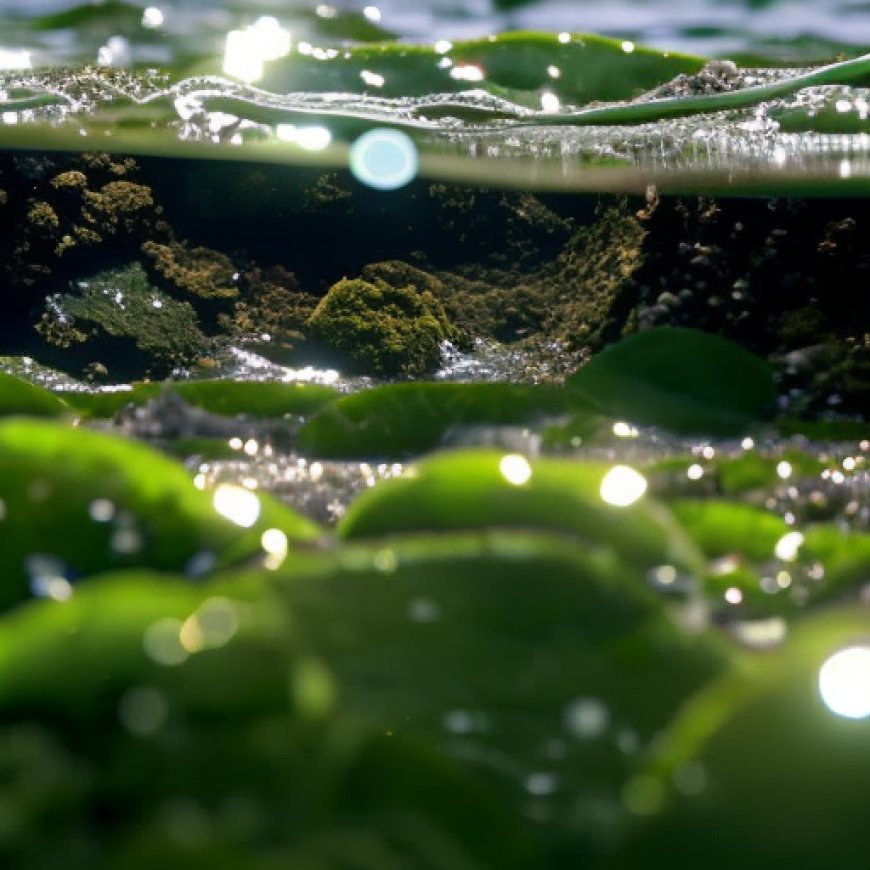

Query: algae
<box><xmin>308</xmin><ymin>276</ymin><xmax>458</xmax><ymax>377</ymax></box>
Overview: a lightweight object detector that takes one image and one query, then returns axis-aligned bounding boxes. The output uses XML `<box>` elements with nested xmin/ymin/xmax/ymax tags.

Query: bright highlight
<box><xmin>223</xmin><ymin>17</ymin><xmax>291</xmax><ymax>84</ymax></box>
<box><xmin>213</xmin><ymin>484</ymin><xmax>261</xmax><ymax>528</ymax></box>
<box><xmin>600</xmin><ymin>465</ymin><xmax>648</xmax><ymax>507</ymax></box>
<box><xmin>499</xmin><ymin>454</ymin><xmax>532</xmax><ymax>486</ymax></box>
<box><xmin>819</xmin><ymin>646</ymin><xmax>870</xmax><ymax>719</ymax></box>
<box><xmin>350</xmin><ymin>128</ymin><xmax>419</xmax><ymax>191</ymax></box>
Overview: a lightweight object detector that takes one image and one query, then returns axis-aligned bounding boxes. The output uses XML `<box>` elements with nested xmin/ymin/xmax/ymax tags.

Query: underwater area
<box><xmin>1</xmin><ymin>0</ymin><xmax>870</xmax><ymax>867</ymax></box>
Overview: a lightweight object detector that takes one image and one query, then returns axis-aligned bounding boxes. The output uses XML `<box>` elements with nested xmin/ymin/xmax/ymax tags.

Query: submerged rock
<box><xmin>308</xmin><ymin>276</ymin><xmax>459</xmax><ymax>377</ymax></box>
<box><xmin>36</xmin><ymin>262</ymin><xmax>210</xmax><ymax>380</ymax></box>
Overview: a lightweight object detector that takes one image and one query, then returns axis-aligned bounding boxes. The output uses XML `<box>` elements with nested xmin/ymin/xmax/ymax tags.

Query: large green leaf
<box><xmin>255</xmin><ymin>31</ymin><xmax>703</xmax><ymax>105</ymax></box>
<box><xmin>0</xmin><ymin>572</ymin><xmax>536</xmax><ymax>870</ymax></box>
<box><xmin>567</xmin><ymin>328</ymin><xmax>777</xmax><ymax>435</ymax></box>
<box><xmin>298</xmin><ymin>382</ymin><xmax>589</xmax><ymax>459</ymax></box>
<box><xmin>337</xmin><ymin>449</ymin><xmax>704</xmax><ymax>574</ymax></box>
<box><xmin>0</xmin><ymin>419</ymin><xmax>319</xmax><ymax>609</ymax></box>
<box><xmin>0</xmin><ymin>373</ymin><xmax>70</xmax><ymax>419</ymax></box>
<box><xmin>65</xmin><ymin>380</ymin><xmax>339</xmax><ymax>420</ymax></box>
<box><xmin>610</xmin><ymin>605</ymin><xmax>870</xmax><ymax>870</ymax></box>
<box><xmin>267</xmin><ymin>531</ymin><xmax>732</xmax><ymax>861</ymax></box>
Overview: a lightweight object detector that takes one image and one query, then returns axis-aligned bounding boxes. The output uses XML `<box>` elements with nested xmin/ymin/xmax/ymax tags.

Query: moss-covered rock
<box><xmin>0</xmin><ymin>152</ymin><xmax>162</xmax><ymax>292</ymax></box>
<box><xmin>36</xmin><ymin>262</ymin><xmax>209</xmax><ymax>379</ymax></box>
<box><xmin>307</xmin><ymin>277</ymin><xmax>458</xmax><ymax>377</ymax></box>
<box><xmin>218</xmin><ymin>265</ymin><xmax>319</xmax><ymax>361</ymax></box>
<box><xmin>141</xmin><ymin>239</ymin><xmax>238</xmax><ymax>300</ymax></box>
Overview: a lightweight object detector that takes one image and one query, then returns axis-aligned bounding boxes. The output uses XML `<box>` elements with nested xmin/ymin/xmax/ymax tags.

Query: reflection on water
<box><xmin>1</xmin><ymin>0</ymin><xmax>869</xmax><ymax>63</ymax></box>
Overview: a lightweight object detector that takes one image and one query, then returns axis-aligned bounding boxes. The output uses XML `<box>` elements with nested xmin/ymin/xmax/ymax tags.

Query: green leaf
<box><xmin>0</xmin><ymin>373</ymin><xmax>69</xmax><ymax>418</ymax></box>
<box><xmin>337</xmin><ymin>449</ymin><xmax>705</xmax><ymax>574</ymax></box>
<box><xmin>669</xmin><ymin>500</ymin><xmax>790</xmax><ymax>564</ymax></box>
<box><xmin>567</xmin><ymin>328</ymin><xmax>777</xmax><ymax>435</ymax></box>
<box><xmin>0</xmin><ymin>572</ymin><xmax>536</xmax><ymax>869</ymax></box>
<box><xmin>256</xmin><ymin>31</ymin><xmax>704</xmax><ymax>106</ymax></box>
<box><xmin>267</xmin><ymin>530</ymin><xmax>731</xmax><ymax>860</ymax></box>
<box><xmin>0</xmin><ymin>419</ymin><xmax>319</xmax><ymax>609</ymax></box>
<box><xmin>614</xmin><ymin>605</ymin><xmax>870</xmax><ymax>870</ymax></box>
<box><xmin>65</xmin><ymin>380</ymin><xmax>339</xmax><ymax>420</ymax></box>
<box><xmin>298</xmin><ymin>382</ymin><xmax>589</xmax><ymax>459</ymax></box>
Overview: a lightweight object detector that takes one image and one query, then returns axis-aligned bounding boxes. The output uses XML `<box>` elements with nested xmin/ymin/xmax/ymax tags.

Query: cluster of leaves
<box><xmin>0</xmin><ymin>328</ymin><xmax>868</xmax><ymax>868</ymax></box>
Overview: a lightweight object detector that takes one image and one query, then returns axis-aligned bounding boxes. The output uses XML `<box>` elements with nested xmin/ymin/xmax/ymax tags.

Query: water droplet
<box><xmin>600</xmin><ymin>466</ymin><xmax>647</xmax><ymax>507</ymax></box>
<box><xmin>349</xmin><ymin>128</ymin><xmax>419</xmax><ymax>191</ymax></box>
<box><xmin>564</xmin><ymin>698</ymin><xmax>609</xmax><ymax>739</ymax></box>
<box><xmin>499</xmin><ymin>453</ymin><xmax>532</xmax><ymax>486</ymax></box>
<box><xmin>261</xmin><ymin>528</ymin><xmax>288</xmax><ymax>570</ymax></box>
<box><xmin>111</xmin><ymin>527</ymin><xmax>143</xmax><ymax>555</ymax></box>
<box><xmin>819</xmin><ymin>646</ymin><xmax>870</xmax><ymax>719</ymax></box>
<box><xmin>730</xmin><ymin>617</ymin><xmax>788</xmax><ymax>649</ymax></box>
<box><xmin>118</xmin><ymin>686</ymin><xmax>168</xmax><ymax>736</ymax></box>
<box><xmin>213</xmin><ymin>484</ymin><xmax>260</xmax><ymax>528</ymax></box>
<box><xmin>408</xmin><ymin>598</ymin><xmax>441</xmax><ymax>623</ymax></box>
<box><xmin>443</xmin><ymin>709</ymin><xmax>487</xmax><ymax>735</ymax></box>
<box><xmin>26</xmin><ymin>555</ymin><xmax>72</xmax><ymax>601</ymax></box>
<box><xmin>525</xmin><ymin>772</ymin><xmax>559</xmax><ymax>796</ymax></box>
<box><xmin>143</xmin><ymin>618</ymin><xmax>189</xmax><ymax>666</ymax></box>
<box><xmin>724</xmin><ymin>586</ymin><xmax>743</xmax><ymax>605</ymax></box>
<box><xmin>196</xmin><ymin>597</ymin><xmax>239</xmax><ymax>649</ymax></box>
<box><xmin>142</xmin><ymin>7</ymin><xmax>165</xmax><ymax>30</ymax></box>
<box><xmin>88</xmin><ymin>498</ymin><xmax>115</xmax><ymax>522</ymax></box>
<box><xmin>774</xmin><ymin>530</ymin><xmax>804</xmax><ymax>562</ymax></box>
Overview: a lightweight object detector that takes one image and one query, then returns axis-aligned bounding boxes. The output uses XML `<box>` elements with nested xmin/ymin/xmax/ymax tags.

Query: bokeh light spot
<box><xmin>499</xmin><ymin>453</ymin><xmax>532</xmax><ymax>486</ymax></box>
<box><xmin>819</xmin><ymin>646</ymin><xmax>870</xmax><ymax>719</ymax></box>
<box><xmin>213</xmin><ymin>484</ymin><xmax>261</xmax><ymax>528</ymax></box>
<box><xmin>350</xmin><ymin>128</ymin><xmax>419</xmax><ymax>190</ymax></box>
<box><xmin>600</xmin><ymin>465</ymin><xmax>647</xmax><ymax>507</ymax></box>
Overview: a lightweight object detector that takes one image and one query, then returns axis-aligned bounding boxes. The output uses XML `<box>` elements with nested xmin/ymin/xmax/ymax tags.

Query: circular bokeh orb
<box><xmin>819</xmin><ymin>645</ymin><xmax>870</xmax><ymax>719</ymax></box>
<box><xmin>349</xmin><ymin>128</ymin><xmax>419</xmax><ymax>190</ymax></box>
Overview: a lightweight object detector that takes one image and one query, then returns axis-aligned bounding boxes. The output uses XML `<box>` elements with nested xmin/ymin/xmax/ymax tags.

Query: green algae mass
<box><xmin>308</xmin><ymin>277</ymin><xmax>458</xmax><ymax>377</ymax></box>
<box><xmin>298</xmin><ymin>380</ymin><xmax>586</xmax><ymax>458</ymax></box>
<box><xmin>264</xmin><ymin>530</ymin><xmax>731</xmax><ymax>862</ymax></box>
<box><xmin>37</xmin><ymin>263</ymin><xmax>209</xmax><ymax>379</ymax></box>
<box><xmin>298</xmin><ymin>328</ymin><xmax>776</xmax><ymax>459</ymax></box>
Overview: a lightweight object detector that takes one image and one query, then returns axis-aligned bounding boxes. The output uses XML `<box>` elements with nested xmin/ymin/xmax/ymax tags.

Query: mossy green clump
<box><xmin>307</xmin><ymin>277</ymin><xmax>458</xmax><ymax>377</ymax></box>
<box><xmin>36</xmin><ymin>262</ymin><xmax>210</xmax><ymax>379</ymax></box>
<box><xmin>546</xmin><ymin>201</ymin><xmax>647</xmax><ymax>351</ymax></box>
<box><xmin>218</xmin><ymin>265</ymin><xmax>319</xmax><ymax>360</ymax></box>
<box><xmin>0</xmin><ymin>153</ymin><xmax>162</xmax><ymax>292</ymax></box>
<box><xmin>141</xmin><ymin>239</ymin><xmax>238</xmax><ymax>300</ymax></box>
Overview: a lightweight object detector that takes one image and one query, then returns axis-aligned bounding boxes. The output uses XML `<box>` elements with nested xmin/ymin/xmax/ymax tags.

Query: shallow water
<box><xmin>2</xmin><ymin>3</ymin><xmax>870</xmax><ymax>193</ymax></box>
<box><xmin>2</xmin><ymin>0</ymin><xmax>869</xmax><ymax>63</ymax></box>
<box><xmin>1</xmin><ymin>5</ymin><xmax>870</xmax><ymax>869</ymax></box>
